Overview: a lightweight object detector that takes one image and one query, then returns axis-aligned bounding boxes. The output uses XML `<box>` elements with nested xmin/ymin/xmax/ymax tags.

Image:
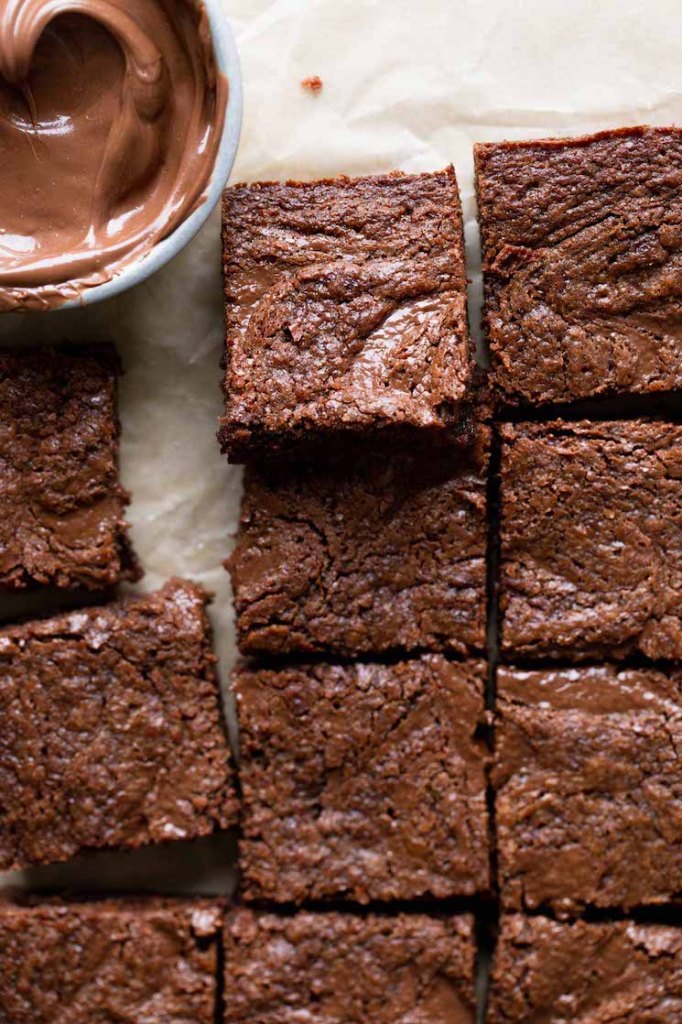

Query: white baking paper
<box><xmin>0</xmin><ymin>0</ymin><xmax>680</xmax><ymax>900</ymax></box>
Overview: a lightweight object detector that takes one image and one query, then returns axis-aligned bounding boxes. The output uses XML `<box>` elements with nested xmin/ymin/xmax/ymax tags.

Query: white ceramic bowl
<box><xmin>59</xmin><ymin>1</ymin><xmax>242</xmax><ymax>310</ymax></box>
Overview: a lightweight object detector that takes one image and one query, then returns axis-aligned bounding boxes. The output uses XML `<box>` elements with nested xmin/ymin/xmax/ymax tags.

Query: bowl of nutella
<box><xmin>0</xmin><ymin>0</ymin><xmax>242</xmax><ymax>311</ymax></box>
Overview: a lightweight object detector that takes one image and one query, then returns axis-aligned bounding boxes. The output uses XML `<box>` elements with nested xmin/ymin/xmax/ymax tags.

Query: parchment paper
<box><xmin>0</xmin><ymin>0</ymin><xmax>680</xmax><ymax>907</ymax></box>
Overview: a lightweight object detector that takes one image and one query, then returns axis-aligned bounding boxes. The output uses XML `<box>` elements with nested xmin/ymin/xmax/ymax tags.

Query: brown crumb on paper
<box><xmin>301</xmin><ymin>75</ymin><xmax>323</xmax><ymax>93</ymax></box>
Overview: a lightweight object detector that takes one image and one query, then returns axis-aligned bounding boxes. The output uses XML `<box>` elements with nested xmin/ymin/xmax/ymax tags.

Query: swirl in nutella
<box><xmin>0</xmin><ymin>0</ymin><xmax>227</xmax><ymax>310</ymax></box>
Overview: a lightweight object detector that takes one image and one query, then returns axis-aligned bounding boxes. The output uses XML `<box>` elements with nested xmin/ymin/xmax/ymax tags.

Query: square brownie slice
<box><xmin>0</xmin><ymin>897</ymin><xmax>222</xmax><ymax>1023</ymax></box>
<box><xmin>500</xmin><ymin>419</ymin><xmax>682</xmax><ymax>660</ymax></box>
<box><xmin>488</xmin><ymin>915</ymin><xmax>682</xmax><ymax>1023</ymax></box>
<box><xmin>0</xmin><ymin>579</ymin><xmax>237</xmax><ymax>871</ymax></box>
<box><xmin>227</xmin><ymin>430</ymin><xmax>489</xmax><ymax>657</ymax></box>
<box><xmin>494</xmin><ymin>664</ymin><xmax>682</xmax><ymax>914</ymax></box>
<box><xmin>219</xmin><ymin>168</ymin><xmax>476</xmax><ymax>459</ymax></box>
<box><xmin>234</xmin><ymin>655</ymin><xmax>489</xmax><ymax>903</ymax></box>
<box><xmin>0</xmin><ymin>345</ymin><xmax>139</xmax><ymax>590</ymax></box>
<box><xmin>225</xmin><ymin>909</ymin><xmax>477</xmax><ymax>1023</ymax></box>
<box><xmin>475</xmin><ymin>126</ymin><xmax>682</xmax><ymax>406</ymax></box>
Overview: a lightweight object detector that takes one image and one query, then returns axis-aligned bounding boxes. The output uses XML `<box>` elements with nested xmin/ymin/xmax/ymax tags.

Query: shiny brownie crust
<box><xmin>0</xmin><ymin>345</ymin><xmax>138</xmax><ymax>590</ymax></box>
<box><xmin>488</xmin><ymin>914</ymin><xmax>682</xmax><ymax>1022</ymax></box>
<box><xmin>234</xmin><ymin>655</ymin><xmax>489</xmax><ymax>903</ymax></box>
<box><xmin>0</xmin><ymin>579</ymin><xmax>238</xmax><ymax>871</ymax></box>
<box><xmin>476</xmin><ymin>126</ymin><xmax>682</xmax><ymax>407</ymax></box>
<box><xmin>0</xmin><ymin>897</ymin><xmax>222</xmax><ymax>1023</ymax></box>
<box><xmin>220</xmin><ymin>168</ymin><xmax>476</xmax><ymax>459</ymax></box>
<box><xmin>494</xmin><ymin>664</ymin><xmax>682</xmax><ymax>913</ymax></box>
<box><xmin>500</xmin><ymin>419</ymin><xmax>682</xmax><ymax>660</ymax></box>
<box><xmin>224</xmin><ymin>909</ymin><xmax>477</xmax><ymax>1023</ymax></box>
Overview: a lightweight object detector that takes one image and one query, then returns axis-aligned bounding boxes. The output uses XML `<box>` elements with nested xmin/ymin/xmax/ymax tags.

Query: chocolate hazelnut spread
<box><xmin>0</xmin><ymin>0</ymin><xmax>226</xmax><ymax>310</ymax></box>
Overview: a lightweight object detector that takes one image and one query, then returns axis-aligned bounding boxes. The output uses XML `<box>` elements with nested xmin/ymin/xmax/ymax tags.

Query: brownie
<box><xmin>493</xmin><ymin>664</ymin><xmax>682</xmax><ymax>914</ymax></box>
<box><xmin>500</xmin><ymin>419</ymin><xmax>682</xmax><ymax>660</ymax></box>
<box><xmin>234</xmin><ymin>655</ymin><xmax>489</xmax><ymax>903</ymax></box>
<box><xmin>224</xmin><ymin>909</ymin><xmax>477</xmax><ymax>1023</ymax></box>
<box><xmin>475</xmin><ymin>126</ymin><xmax>682</xmax><ymax>406</ymax></box>
<box><xmin>488</xmin><ymin>914</ymin><xmax>682</xmax><ymax>1022</ymax></box>
<box><xmin>227</xmin><ymin>431</ymin><xmax>489</xmax><ymax>657</ymax></box>
<box><xmin>219</xmin><ymin>168</ymin><xmax>476</xmax><ymax>459</ymax></box>
<box><xmin>0</xmin><ymin>345</ymin><xmax>139</xmax><ymax>589</ymax></box>
<box><xmin>0</xmin><ymin>896</ymin><xmax>222</xmax><ymax>1022</ymax></box>
<box><xmin>0</xmin><ymin>579</ymin><xmax>237</xmax><ymax>871</ymax></box>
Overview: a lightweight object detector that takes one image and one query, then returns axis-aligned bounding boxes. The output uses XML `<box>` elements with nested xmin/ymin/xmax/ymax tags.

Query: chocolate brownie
<box><xmin>0</xmin><ymin>345</ymin><xmax>139</xmax><ymax>589</ymax></box>
<box><xmin>0</xmin><ymin>579</ymin><xmax>237</xmax><ymax>871</ymax></box>
<box><xmin>0</xmin><ymin>896</ymin><xmax>222</xmax><ymax>1023</ymax></box>
<box><xmin>224</xmin><ymin>909</ymin><xmax>477</xmax><ymax>1023</ymax></box>
<box><xmin>234</xmin><ymin>655</ymin><xmax>489</xmax><ymax>903</ymax></box>
<box><xmin>227</xmin><ymin>431</ymin><xmax>489</xmax><ymax>657</ymax></box>
<box><xmin>488</xmin><ymin>914</ymin><xmax>682</xmax><ymax>1022</ymax></box>
<box><xmin>500</xmin><ymin>419</ymin><xmax>682</xmax><ymax>660</ymax></box>
<box><xmin>219</xmin><ymin>168</ymin><xmax>476</xmax><ymax>459</ymax></box>
<box><xmin>475</xmin><ymin>126</ymin><xmax>682</xmax><ymax>406</ymax></box>
<box><xmin>493</xmin><ymin>664</ymin><xmax>682</xmax><ymax>914</ymax></box>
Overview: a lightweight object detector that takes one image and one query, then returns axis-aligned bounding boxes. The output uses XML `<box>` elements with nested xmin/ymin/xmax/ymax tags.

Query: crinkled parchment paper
<box><xmin>0</xmin><ymin>0</ymin><xmax>680</xmax><ymax>899</ymax></box>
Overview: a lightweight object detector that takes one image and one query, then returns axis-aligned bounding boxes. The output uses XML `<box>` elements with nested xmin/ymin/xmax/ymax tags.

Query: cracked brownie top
<box><xmin>219</xmin><ymin>168</ymin><xmax>476</xmax><ymax>459</ymax></box>
<box><xmin>225</xmin><ymin>909</ymin><xmax>477</xmax><ymax>1024</ymax></box>
<box><xmin>500</xmin><ymin>419</ymin><xmax>682</xmax><ymax>661</ymax></box>
<box><xmin>475</xmin><ymin>126</ymin><xmax>682</xmax><ymax>406</ymax></box>
<box><xmin>227</xmin><ymin>430</ymin><xmax>489</xmax><ymax>658</ymax></box>
<box><xmin>0</xmin><ymin>579</ymin><xmax>238</xmax><ymax>871</ymax></box>
<box><xmin>494</xmin><ymin>664</ymin><xmax>682</xmax><ymax>914</ymax></box>
<box><xmin>234</xmin><ymin>655</ymin><xmax>489</xmax><ymax>904</ymax></box>
<box><xmin>0</xmin><ymin>897</ymin><xmax>222</xmax><ymax>1023</ymax></box>
<box><xmin>488</xmin><ymin>914</ymin><xmax>682</xmax><ymax>1023</ymax></box>
<box><xmin>0</xmin><ymin>345</ymin><xmax>139</xmax><ymax>590</ymax></box>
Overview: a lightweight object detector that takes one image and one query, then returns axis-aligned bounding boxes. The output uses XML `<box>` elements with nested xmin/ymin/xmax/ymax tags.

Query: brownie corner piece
<box><xmin>0</xmin><ymin>578</ymin><xmax>237</xmax><ymax>871</ymax></box>
<box><xmin>219</xmin><ymin>167</ymin><xmax>476</xmax><ymax>459</ymax></box>
<box><xmin>224</xmin><ymin>909</ymin><xmax>477</xmax><ymax>1023</ymax></box>
<box><xmin>488</xmin><ymin>914</ymin><xmax>682</xmax><ymax>1023</ymax></box>
<box><xmin>494</xmin><ymin>663</ymin><xmax>682</xmax><ymax>914</ymax></box>
<box><xmin>0</xmin><ymin>343</ymin><xmax>139</xmax><ymax>591</ymax></box>
<box><xmin>0</xmin><ymin>896</ymin><xmax>222</xmax><ymax>1022</ymax></box>
<box><xmin>500</xmin><ymin>418</ymin><xmax>682</xmax><ymax>661</ymax></box>
<box><xmin>234</xmin><ymin>655</ymin><xmax>490</xmax><ymax>904</ymax></box>
<box><xmin>475</xmin><ymin>126</ymin><xmax>682</xmax><ymax>406</ymax></box>
<box><xmin>228</xmin><ymin>429</ymin><xmax>489</xmax><ymax>658</ymax></box>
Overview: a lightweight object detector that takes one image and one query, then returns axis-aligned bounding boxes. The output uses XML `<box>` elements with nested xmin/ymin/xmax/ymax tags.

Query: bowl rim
<box><xmin>55</xmin><ymin>0</ymin><xmax>242</xmax><ymax>311</ymax></box>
